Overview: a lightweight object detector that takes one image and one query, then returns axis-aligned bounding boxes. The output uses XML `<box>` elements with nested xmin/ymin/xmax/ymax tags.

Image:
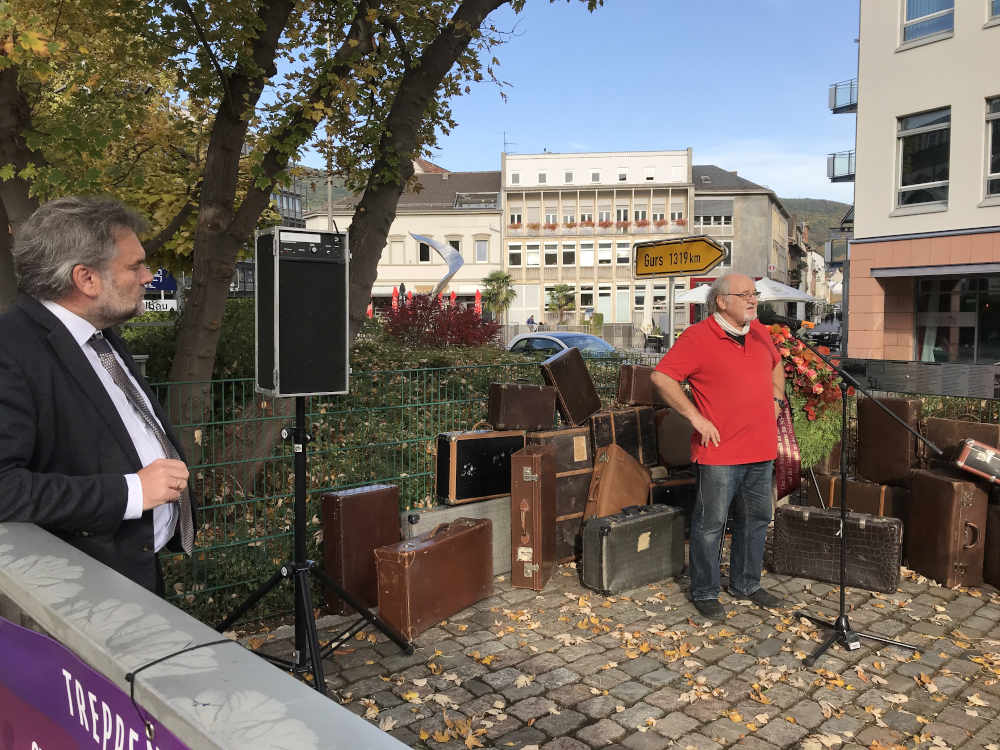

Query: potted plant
<box><xmin>508</xmin><ymin>222</ymin><xmax>522</xmax><ymax>230</ymax></box>
<box><xmin>768</xmin><ymin>324</ymin><xmax>849</xmax><ymax>468</ymax></box>
<box><xmin>527</xmin><ymin>222</ymin><xmax>541</xmax><ymax>231</ymax></box>
<box><xmin>654</xmin><ymin>218</ymin><xmax>669</xmax><ymax>229</ymax></box>
<box><xmin>564</xmin><ymin>221</ymin><xmax>577</xmax><ymax>229</ymax></box>
<box><xmin>597</xmin><ymin>220</ymin><xmax>613</xmax><ymax>229</ymax></box>
<box><xmin>673</xmin><ymin>218</ymin><xmax>686</xmax><ymax>226</ymax></box>
<box><xmin>580</xmin><ymin>220</ymin><xmax>595</xmax><ymax>228</ymax></box>
<box><xmin>635</xmin><ymin>219</ymin><xmax>650</xmax><ymax>228</ymax></box>
<box><xmin>615</xmin><ymin>220</ymin><xmax>631</xmax><ymax>231</ymax></box>
<box><xmin>543</xmin><ymin>222</ymin><xmax>558</xmax><ymax>231</ymax></box>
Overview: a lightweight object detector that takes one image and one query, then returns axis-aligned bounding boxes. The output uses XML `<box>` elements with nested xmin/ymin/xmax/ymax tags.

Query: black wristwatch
<box><xmin>774</xmin><ymin>396</ymin><xmax>787</xmax><ymax>409</ymax></box>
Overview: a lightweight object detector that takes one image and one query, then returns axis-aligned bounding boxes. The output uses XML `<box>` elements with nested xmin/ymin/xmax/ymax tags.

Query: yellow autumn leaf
<box><xmin>727</xmin><ymin>711</ymin><xmax>742</xmax><ymax>722</ymax></box>
<box><xmin>401</xmin><ymin>690</ymin><xmax>420</xmax><ymax>703</ymax></box>
<box><xmin>419</xmin><ymin>729</ymin><xmax>429</xmax><ymax>740</ymax></box>
<box><xmin>432</xmin><ymin>729</ymin><xmax>451</xmax><ymax>742</ymax></box>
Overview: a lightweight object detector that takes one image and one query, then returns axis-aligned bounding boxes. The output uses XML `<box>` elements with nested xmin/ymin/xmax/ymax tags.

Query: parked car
<box><xmin>508</xmin><ymin>331</ymin><xmax>621</xmax><ymax>358</ymax></box>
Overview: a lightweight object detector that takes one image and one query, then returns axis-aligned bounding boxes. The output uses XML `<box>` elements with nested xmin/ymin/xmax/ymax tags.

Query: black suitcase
<box><xmin>589</xmin><ymin>406</ymin><xmax>658</xmax><ymax>467</ymax></box>
<box><xmin>581</xmin><ymin>505</ymin><xmax>685</xmax><ymax>595</ymax></box>
<box><xmin>771</xmin><ymin>504</ymin><xmax>903</xmax><ymax>594</ymax></box>
<box><xmin>649</xmin><ymin>472</ymin><xmax>697</xmax><ymax>536</ymax></box>
<box><xmin>435</xmin><ymin>428</ymin><xmax>526</xmax><ymax>504</ymax></box>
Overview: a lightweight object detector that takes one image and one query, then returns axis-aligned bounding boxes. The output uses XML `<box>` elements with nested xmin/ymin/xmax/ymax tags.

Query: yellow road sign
<box><xmin>633</xmin><ymin>236</ymin><xmax>727</xmax><ymax>278</ymax></box>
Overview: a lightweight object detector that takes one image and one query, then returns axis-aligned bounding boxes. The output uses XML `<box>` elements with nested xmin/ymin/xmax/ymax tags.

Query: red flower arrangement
<box><xmin>635</xmin><ymin>219</ymin><xmax>650</xmax><ymax>228</ymax></box>
<box><xmin>527</xmin><ymin>222</ymin><xmax>541</xmax><ymax>231</ymax></box>
<box><xmin>580</xmin><ymin>220</ymin><xmax>595</xmax><ymax>228</ymax></box>
<box><xmin>654</xmin><ymin>218</ymin><xmax>669</xmax><ymax>228</ymax></box>
<box><xmin>615</xmin><ymin>220</ymin><xmax>631</xmax><ymax>230</ymax></box>
<box><xmin>673</xmin><ymin>218</ymin><xmax>687</xmax><ymax>226</ymax></box>
<box><xmin>597</xmin><ymin>220</ymin><xmax>613</xmax><ymax>229</ymax></box>
<box><xmin>563</xmin><ymin>221</ymin><xmax>577</xmax><ymax>228</ymax></box>
<box><xmin>768</xmin><ymin>324</ymin><xmax>853</xmax><ymax>421</ymax></box>
<box><xmin>543</xmin><ymin>222</ymin><xmax>558</xmax><ymax>231</ymax></box>
<box><xmin>508</xmin><ymin>222</ymin><xmax>522</xmax><ymax>229</ymax></box>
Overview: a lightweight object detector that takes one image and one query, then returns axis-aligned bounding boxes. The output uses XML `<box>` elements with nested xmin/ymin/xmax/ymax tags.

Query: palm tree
<box><xmin>546</xmin><ymin>283</ymin><xmax>576</xmax><ymax>325</ymax></box>
<box><xmin>481</xmin><ymin>270</ymin><xmax>516</xmax><ymax>324</ymax></box>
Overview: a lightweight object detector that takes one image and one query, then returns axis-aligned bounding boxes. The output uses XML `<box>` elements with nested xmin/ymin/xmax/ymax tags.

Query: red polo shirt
<box><xmin>656</xmin><ymin>317</ymin><xmax>780</xmax><ymax>466</ymax></box>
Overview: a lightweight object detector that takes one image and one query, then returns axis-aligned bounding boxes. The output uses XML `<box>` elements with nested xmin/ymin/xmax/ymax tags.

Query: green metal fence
<box><xmin>154</xmin><ymin>354</ymin><xmax>660</xmax><ymax>624</ymax></box>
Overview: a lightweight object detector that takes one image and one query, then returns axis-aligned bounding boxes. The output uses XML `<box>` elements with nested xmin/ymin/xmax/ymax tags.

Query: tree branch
<box><xmin>170</xmin><ymin>0</ymin><xmax>234</xmax><ymax>111</ymax></box>
<box><xmin>144</xmin><ymin>199</ymin><xmax>197</xmax><ymax>256</ymax></box>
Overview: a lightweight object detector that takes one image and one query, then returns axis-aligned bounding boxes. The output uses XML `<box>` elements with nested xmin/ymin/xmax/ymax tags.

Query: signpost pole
<box><xmin>667</xmin><ymin>277</ymin><xmax>675</xmax><ymax>349</ymax></box>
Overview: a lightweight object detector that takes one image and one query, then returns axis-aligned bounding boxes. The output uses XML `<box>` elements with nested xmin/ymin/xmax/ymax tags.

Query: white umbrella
<box><xmin>755</xmin><ymin>277</ymin><xmax>819</xmax><ymax>303</ymax></box>
<box><xmin>674</xmin><ymin>285</ymin><xmax>710</xmax><ymax>304</ymax></box>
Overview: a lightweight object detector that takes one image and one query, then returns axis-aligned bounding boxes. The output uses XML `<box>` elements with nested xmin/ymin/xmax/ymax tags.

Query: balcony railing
<box><xmin>829</xmin><ymin>78</ymin><xmax>858</xmax><ymax>114</ymax></box>
<box><xmin>827</xmin><ymin>150</ymin><xmax>856</xmax><ymax>182</ymax></box>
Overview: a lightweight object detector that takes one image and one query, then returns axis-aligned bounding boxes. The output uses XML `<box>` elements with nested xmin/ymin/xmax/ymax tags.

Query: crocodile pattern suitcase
<box><xmin>375</xmin><ymin>518</ymin><xmax>493</xmax><ymax>641</ymax></box>
<box><xmin>321</xmin><ymin>484</ymin><xmax>402</xmax><ymax>614</ymax></box>
<box><xmin>616</xmin><ymin>365</ymin><xmax>668</xmax><ymax>406</ymax></box>
<box><xmin>402</xmin><ymin>496</ymin><xmax>511</xmax><ymax>577</ymax></box>
<box><xmin>908</xmin><ymin>469</ymin><xmax>987</xmax><ymax>587</ymax></box>
<box><xmin>510</xmin><ymin>445</ymin><xmax>557</xmax><ymax>590</ymax></box>
<box><xmin>589</xmin><ymin>406</ymin><xmax>658</xmax><ymax>467</ymax></box>
<box><xmin>539</xmin><ymin>347</ymin><xmax>602</xmax><ymax>426</ymax></box>
<box><xmin>527</xmin><ymin>426</ymin><xmax>593</xmax><ymax>562</ymax></box>
<box><xmin>771</xmin><ymin>504</ymin><xmax>903</xmax><ymax>594</ymax></box>
<box><xmin>585</xmin><ymin>444</ymin><xmax>650</xmax><ymax>520</ymax></box>
<box><xmin>435</xmin><ymin>428</ymin><xmax>526</xmax><ymax>504</ymax></box>
<box><xmin>581</xmin><ymin>505</ymin><xmax>685</xmax><ymax>595</ymax></box>
<box><xmin>857</xmin><ymin>397</ymin><xmax>921</xmax><ymax>486</ymax></box>
<box><xmin>488</xmin><ymin>382</ymin><xmax>557</xmax><ymax>431</ymax></box>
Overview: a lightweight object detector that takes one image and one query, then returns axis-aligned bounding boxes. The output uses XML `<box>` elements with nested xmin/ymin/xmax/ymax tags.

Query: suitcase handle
<box><xmin>471</xmin><ymin>420</ymin><xmax>494</xmax><ymax>432</ymax></box>
<box><xmin>430</xmin><ymin>522</ymin><xmax>452</xmax><ymax>537</ymax></box>
<box><xmin>621</xmin><ymin>505</ymin><xmax>647</xmax><ymax>516</ymax></box>
<box><xmin>963</xmin><ymin>522</ymin><xmax>980</xmax><ymax>550</ymax></box>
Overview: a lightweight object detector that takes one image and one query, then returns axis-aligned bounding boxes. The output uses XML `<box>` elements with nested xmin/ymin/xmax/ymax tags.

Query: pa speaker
<box><xmin>255</xmin><ymin>226</ymin><xmax>349</xmax><ymax>396</ymax></box>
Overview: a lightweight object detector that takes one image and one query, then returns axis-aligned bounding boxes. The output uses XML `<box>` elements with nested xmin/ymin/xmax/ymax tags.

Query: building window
<box><xmin>652</xmin><ymin>211</ymin><xmax>665</xmax><ymax>222</ymax></box>
<box><xmin>915</xmin><ymin>277</ymin><xmax>1000</xmax><ymax>362</ymax></box>
<box><xmin>580</xmin><ymin>211</ymin><xmax>593</xmax><ymax>224</ymax></box>
<box><xmin>633</xmin><ymin>209</ymin><xmax>647</xmax><ymax>221</ymax></box>
<box><xmin>476</xmin><ymin>239</ymin><xmax>489</xmax><ymax>263</ymax></box>
<box><xmin>644</xmin><ymin>167</ymin><xmax>655</xmax><ymax>182</ymax></box>
<box><xmin>720</xmin><ymin>240</ymin><xmax>733</xmax><ymax>265</ymax></box>
<box><xmin>508</xmin><ymin>243</ymin><xmax>522</xmax><ymax>266</ymax></box>
<box><xmin>544</xmin><ymin>243</ymin><xmax>558</xmax><ymax>266</ymax></box>
<box><xmin>419</xmin><ymin>242</ymin><xmax>430</xmax><ymax>263</ymax></box>
<box><xmin>598</xmin><ymin>241</ymin><xmax>612</xmax><ymax>265</ymax></box>
<box><xmin>902</xmin><ymin>0</ymin><xmax>953</xmax><ymax>43</ymax></box>
<box><xmin>511</xmin><ymin>172</ymin><xmax>520</xmax><ymax>185</ymax></box>
<box><xmin>545</xmin><ymin>212</ymin><xmax>558</xmax><ymax>225</ymax></box>
<box><xmin>615</xmin><ymin>208</ymin><xmax>629</xmax><ymax>223</ymax></box>
<box><xmin>670</xmin><ymin>211</ymin><xmax>684</xmax><ymax>222</ymax></box>
<box><xmin>992</xmin><ymin>0</ymin><xmax>1000</xmax><ymax>19</ymax></box>
<box><xmin>598</xmin><ymin>210</ymin><xmax>611</xmax><ymax>224</ymax></box>
<box><xmin>897</xmin><ymin>107</ymin><xmax>951</xmax><ymax>206</ymax></box>
<box><xmin>617</xmin><ymin>168</ymin><xmax>627</xmax><ymax>182</ymax></box>
<box><xmin>987</xmin><ymin>97</ymin><xmax>1000</xmax><ymax>197</ymax></box>
<box><xmin>580</xmin><ymin>285</ymin><xmax>594</xmax><ymax>308</ymax></box>
<box><xmin>616</xmin><ymin>242</ymin><xmax>630</xmax><ymax>265</ymax></box>
<box><xmin>562</xmin><ymin>242</ymin><xmax>575</xmax><ymax>266</ymax></box>
<box><xmin>563</xmin><ymin>213</ymin><xmax>576</xmax><ymax>224</ymax></box>
<box><xmin>591</xmin><ymin>171</ymin><xmax>600</xmax><ymax>183</ymax></box>
<box><xmin>510</xmin><ymin>211</ymin><xmax>522</xmax><ymax>226</ymax></box>
<box><xmin>634</xmin><ymin>284</ymin><xmax>646</xmax><ymax>310</ymax></box>
<box><xmin>449</xmin><ymin>239</ymin><xmax>461</xmax><ymax>255</ymax></box>
<box><xmin>538</xmin><ymin>172</ymin><xmax>547</xmax><ymax>184</ymax></box>
<box><xmin>564</xmin><ymin>171</ymin><xmax>574</xmax><ymax>183</ymax></box>
<box><xmin>580</xmin><ymin>242</ymin><xmax>594</xmax><ymax>266</ymax></box>
<box><xmin>526</xmin><ymin>243</ymin><xmax>540</xmax><ymax>267</ymax></box>
<box><xmin>652</xmin><ymin>284</ymin><xmax>667</xmax><ymax>308</ymax></box>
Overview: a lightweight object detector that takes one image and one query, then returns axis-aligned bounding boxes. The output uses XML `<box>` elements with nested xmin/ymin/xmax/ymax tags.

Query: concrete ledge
<box><xmin>0</xmin><ymin>523</ymin><xmax>406</xmax><ymax>750</ymax></box>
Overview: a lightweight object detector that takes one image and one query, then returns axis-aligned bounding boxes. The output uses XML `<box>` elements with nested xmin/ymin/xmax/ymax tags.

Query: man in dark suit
<box><xmin>0</xmin><ymin>196</ymin><xmax>193</xmax><ymax>593</ymax></box>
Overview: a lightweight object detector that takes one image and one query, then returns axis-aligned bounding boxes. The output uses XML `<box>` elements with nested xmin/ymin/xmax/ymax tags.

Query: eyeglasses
<box><xmin>723</xmin><ymin>291</ymin><xmax>761</xmax><ymax>301</ymax></box>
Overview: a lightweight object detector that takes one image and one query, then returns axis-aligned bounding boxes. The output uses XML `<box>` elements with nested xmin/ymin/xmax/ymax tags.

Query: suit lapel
<box><xmin>19</xmin><ymin>297</ymin><xmax>142</xmax><ymax>469</ymax></box>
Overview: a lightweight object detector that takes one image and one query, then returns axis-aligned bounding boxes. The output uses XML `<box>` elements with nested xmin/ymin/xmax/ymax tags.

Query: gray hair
<box><xmin>706</xmin><ymin>274</ymin><xmax>734</xmax><ymax>314</ymax></box>
<box><xmin>12</xmin><ymin>196</ymin><xmax>148</xmax><ymax>300</ymax></box>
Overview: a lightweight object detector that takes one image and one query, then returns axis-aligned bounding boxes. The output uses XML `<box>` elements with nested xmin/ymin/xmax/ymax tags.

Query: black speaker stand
<box><xmin>791</xmin><ymin>341</ymin><xmax>941</xmax><ymax>667</ymax></box>
<box><xmin>215</xmin><ymin>397</ymin><xmax>413</xmax><ymax>694</ymax></box>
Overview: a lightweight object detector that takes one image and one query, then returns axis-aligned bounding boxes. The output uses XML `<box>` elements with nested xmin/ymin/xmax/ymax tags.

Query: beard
<box><xmin>92</xmin><ymin>279</ymin><xmax>144</xmax><ymax>328</ymax></box>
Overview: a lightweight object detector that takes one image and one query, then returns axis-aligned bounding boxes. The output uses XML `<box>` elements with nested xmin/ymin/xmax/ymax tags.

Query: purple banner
<box><xmin>0</xmin><ymin>616</ymin><xmax>190</xmax><ymax>750</ymax></box>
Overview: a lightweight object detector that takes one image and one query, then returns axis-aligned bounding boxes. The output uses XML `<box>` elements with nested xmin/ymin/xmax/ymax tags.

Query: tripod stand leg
<box><xmin>294</xmin><ymin>567</ymin><xmax>327</xmax><ymax>694</ymax></box>
<box><xmin>804</xmin><ymin>630</ymin><xmax>840</xmax><ymax>667</ymax></box>
<box><xmin>215</xmin><ymin>568</ymin><xmax>285</xmax><ymax>632</ymax></box>
<box><xmin>856</xmin><ymin>631</ymin><xmax>919</xmax><ymax>652</ymax></box>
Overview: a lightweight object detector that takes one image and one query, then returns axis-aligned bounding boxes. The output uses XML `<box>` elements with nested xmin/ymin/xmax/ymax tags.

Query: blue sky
<box><xmin>403</xmin><ymin>0</ymin><xmax>860</xmax><ymax>202</ymax></box>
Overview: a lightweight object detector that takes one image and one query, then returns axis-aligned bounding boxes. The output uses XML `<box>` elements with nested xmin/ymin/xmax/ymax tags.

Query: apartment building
<box><xmin>849</xmin><ymin>0</ymin><xmax>1000</xmax><ymax>361</ymax></box>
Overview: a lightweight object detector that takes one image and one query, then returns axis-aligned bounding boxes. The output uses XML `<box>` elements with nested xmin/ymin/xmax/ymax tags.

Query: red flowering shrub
<box><xmin>768</xmin><ymin>324</ymin><xmax>852</xmax><ymax>422</ymax></box>
<box><xmin>384</xmin><ymin>294</ymin><xmax>501</xmax><ymax>347</ymax></box>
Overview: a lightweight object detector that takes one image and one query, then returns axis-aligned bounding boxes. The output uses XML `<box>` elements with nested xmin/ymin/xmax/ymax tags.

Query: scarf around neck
<box><xmin>713</xmin><ymin>312</ymin><xmax>751</xmax><ymax>337</ymax></box>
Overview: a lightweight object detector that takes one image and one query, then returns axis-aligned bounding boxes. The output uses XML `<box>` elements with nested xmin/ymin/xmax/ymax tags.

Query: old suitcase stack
<box><xmin>585</xmin><ymin>444</ymin><xmax>650</xmax><ymax>520</ymax></box>
<box><xmin>539</xmin><ymin>347</ymin><xmax>602</xmax><ymax>425</ymax></box>
<box><xmin>581</xmin><ymin>504</ymin><xmax>685</xmax><ymax>595</ymax></box>
<box><xmin>589</xmin><ymin>406</ymin><xmax>658</xmax><ymax>467</ymax></box>
<box><xmin>616</xmin><ymin>364</ymin><xmax>668</xmax><ymax>406</ymax></box>
<box><xmin>435</xmin><ymin>427</ymin><xmax>526</xmax><ymax>504</ymax></box>
<box><xmin>321</xmin><ymin>484</ymin><xmax>402</xmax><ymax>614</ymax></box>
<box><xmin>907</xmin><ymin>469</ymin><xmax>987</xmax><ymax>587</ymax></box>
<box><xmin>510</xmin><ymin>445</ymin><xmax>557</xmax><ymax>590</ymax></box>
<box><xmin>487</xmin><ymin>382</ymin><xmax>557</xmax><ymax>431</ymax></box>
<box><xmin>375</xmin><ymin>518</ymin><xmax>493</xmax><ymax>641</ymax></box>
<box><xmin>856</xmin><ymin>396</ymin><xmax>921</xmax><ymax>485</ymax></box>
<box><xmin>771</xmin><ymin>505</ymin><xmax>904</xmax><ymax>594</ymax></box>
<box><xmin>526</xmin><ymin>425</ymin><xmax>594</xmax><ymax>562</ymax></box>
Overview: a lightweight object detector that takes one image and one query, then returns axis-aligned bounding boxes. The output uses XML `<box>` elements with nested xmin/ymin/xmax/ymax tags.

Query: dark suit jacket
<box><xmin>0</xmin><ymin>295</ymin><xmax>192</xmax><ymax>592</ymax></box>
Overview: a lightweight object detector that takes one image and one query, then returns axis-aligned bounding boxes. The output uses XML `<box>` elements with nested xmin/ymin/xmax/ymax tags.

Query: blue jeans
<box><xmin>690</xmin><ymin>461</ymin><xmax>774</xmax><ymax>601</ymax></box>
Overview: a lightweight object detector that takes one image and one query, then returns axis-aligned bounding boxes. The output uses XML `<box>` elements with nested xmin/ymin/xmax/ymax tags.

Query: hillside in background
<box><xmin>780</xmin><ymin>198</ymin><xmax>852</xmax><ymax>248</ymax></box>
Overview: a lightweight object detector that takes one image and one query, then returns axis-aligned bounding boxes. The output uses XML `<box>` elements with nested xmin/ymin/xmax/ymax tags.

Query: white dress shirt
<box><xmin>41</xmin><ymin>301</ymin><xmax>178</xmax><ymax>551</ymax></box>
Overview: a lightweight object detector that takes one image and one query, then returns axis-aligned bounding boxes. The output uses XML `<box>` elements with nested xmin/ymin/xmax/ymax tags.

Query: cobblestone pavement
<box><xmin>255</xmin><ymin>566</ymin><xmax>1000</xmax><ymax>749</ymax></box>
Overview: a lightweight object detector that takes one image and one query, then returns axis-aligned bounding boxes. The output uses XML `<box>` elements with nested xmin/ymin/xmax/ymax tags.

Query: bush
<box><xmin>383</xmin><ymin>294</ymin><xmax>501</xmax><ymax>347</ymax></box>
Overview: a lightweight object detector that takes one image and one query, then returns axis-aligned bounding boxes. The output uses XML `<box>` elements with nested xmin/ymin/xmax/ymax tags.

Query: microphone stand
<box><xmin>788</xmin><ymin>331</ymin><xmax>942</xmax><ymax>666</ymax></box>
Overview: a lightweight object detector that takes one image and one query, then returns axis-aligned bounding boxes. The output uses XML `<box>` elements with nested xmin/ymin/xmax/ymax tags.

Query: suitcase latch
<box><xmin>523</xmin><ymin>562</ymin><xmax>539</xmax><ymax>576</ymax></box>
<box><xmin>522</xmin><ymin>467</ymin><xmax>538</xmax><ymax>482</ymax></box>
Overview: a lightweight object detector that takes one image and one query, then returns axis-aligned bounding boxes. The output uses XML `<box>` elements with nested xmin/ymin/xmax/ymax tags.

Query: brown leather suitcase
<box><xmin>985</xmin><ymin>504</ymin><xmax>1000</xmax><ymax>588</ymax></box>
<box><xmin>510</xmin><ymin>446</ymin><xmax>557</xmax><ymax>590</ymax></box>
<box><xmin>813</xmin><ymin>441</ymin><xmax>842</xmax><ymax>475</ymax></box>
<box><xmin>539</xmin><ymin>347</ymin><xmax>602</xmax><ymax>425</ymax></box>
<box><xmin>806</xmin><ymin>474</ymin><xmax>907</xmax><ymax>519</ymax></box>
<box><xmin>374</xmin><ymin>518</ymin><xmax>493</xmax><ymax>641</ymax></box>
<box><xmin>488</xmin><ymin>382</ymin><xmax>557</xmax><ymax>431</ymax></box>
<box><xmin>527</xmin><ymin>426</ymin><xmax>593</xmax><ymax>562</ymax></box>
<box><xmin>924</xmin><ymin>417</ymin><xmax>1000</xmax><ymax>467</ymax></box>
<box><xmin>771</xmin><ymin>505</ymin><xmax>903</xmax><ymax>594</ymax></box>
<box><xmin>655</xmin><ymin>408</ymin><xmax>696</xmax><ymax>467</ymax></box>
<box><xmin>908</xmin><ymin>469</ymin><xmax>988</xmax><ymax>588</ymax></box>
<box><xmin>589</xmin><ymin>406</ymin><xmax>658</xmax><ymax>467</ymax></box>
<box><xmin>436</xmin><ymin>427</ymin><xmax>526</xmax><ymax>504</ymax></box>
<box><xmin>857</xmin><ymin>397</ymin><xmax>921</xmax><ymax>486</ymax></box>
<box><xmin>955</xmin><ymin>439</ymin><xmax>1000</xmax><ymax>484</ymax></box>
<box><xmin>616</xmin><ymin>365</ymin><xmax>668</xmax><ymax>406</ymax></box>
<box><xmin>584</xmin><ymin>444</ymin><xmax>650</xmax><ymax>520</ymax></box>
<box><xmin>321</xmin><ymin>484</ymin><xmax>402</xmax><ymax>614</ymax></box>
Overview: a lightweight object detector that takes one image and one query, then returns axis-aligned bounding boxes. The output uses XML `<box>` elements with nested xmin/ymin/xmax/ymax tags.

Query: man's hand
<box><xmin>138</xmin><ymin>458</ymin><xmax>189</xmax><ymax>510</ymax></box>
<box><xmin>690</xmin><ymin>414</ymin><xmax>721</xmax><ymax>447</ymax></box>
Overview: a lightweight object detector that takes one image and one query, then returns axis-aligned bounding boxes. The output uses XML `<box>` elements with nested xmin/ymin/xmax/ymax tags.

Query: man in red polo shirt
<box><xmin>651</xmin><ymin>273</ymin><xmax>786</xmax><ymax>620</ymax></box>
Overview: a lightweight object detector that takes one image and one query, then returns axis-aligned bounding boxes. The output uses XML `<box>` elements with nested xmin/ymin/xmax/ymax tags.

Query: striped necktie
<box><xmin>89</xmin><ymin>332</ymin><xmax>194</xmax><ymax>555</ymax></box>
